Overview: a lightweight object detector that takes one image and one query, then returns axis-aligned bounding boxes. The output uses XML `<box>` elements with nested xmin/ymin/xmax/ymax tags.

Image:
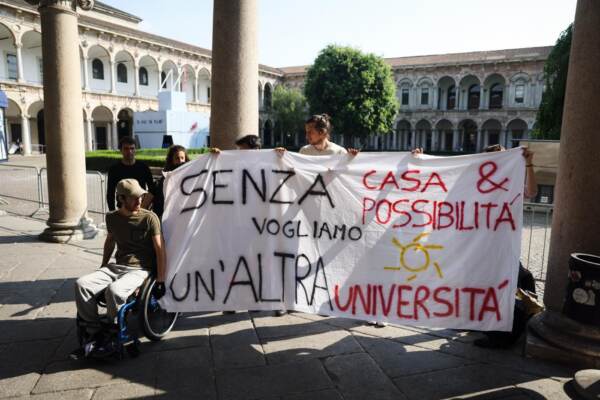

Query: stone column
<box><xmin>105</xmin><ymin>122</ymin><xmax>112</xmax><ymax>149</ymax></box>
<box><xmin>85</xmin><ymin>117</ymin><xmax>93</xmax><ymax>151</ymax></box>
<box><xmin>410</xmin><ymin>130</ymin><xmax>416</xmax><ymax>149</ymax></box>
<box><xmin>29</xmin><ymin>0</ymin><xmax>97</xmax><ymax>242</ymax></box>
<box><xmin>112</xmin><ymin>119</ymin><xmax>119</xmax><ymax>149</ymax></box>
<box><xmin>133</xmin><ymin>61</ymin><xmax>140</xmax><ymax>97</ymax></box>
<box><xmin>194</xmin><ymin>73</ymin><xmax>199</xmax><ymax>102</ymax></box>
<box><xmin>210</xmin><ymin>0</ymin><xmax>258</xmax><ymax>149</ymax></box>
<box><xmin>526</xmin><ymin>0</ymin><xmax>600</xmax><ymax>367</ymax></box>
<box><xmin>392</xmin><ymin>131</ymin><xmax>397</xmax><ymax>149</ymax></box>
<box><xmin>16</xmin><ymin>42</ymin><xmax>25</xmax><ymax>82</ymax></box>
<box><xmin>479</xmin><ymin>88</ymin><xmax>486</xmax><ymax>110</ymax></box>
<box><xmin>110</xmin><ymin>60</ymin><xmax>117</xmax><ymax>94</ymax></box>
<box><xmin>21</xmin><ymin>114</ymin><xmax>32</xmax><ymax>155</ymax></box>
<box><xmin>82</xmin><ymin>56</ymin><xmax>90</xmax><ymax>90</ymax></box>
<box><xmin>432</xmin><ymin>86</ymin><xmax>438</xmax><ymax>110</ymax></box>
<box><xmin>475</xmin><ymin>129</ymin><xmax>482</xmax><ymax>152</ymax></box>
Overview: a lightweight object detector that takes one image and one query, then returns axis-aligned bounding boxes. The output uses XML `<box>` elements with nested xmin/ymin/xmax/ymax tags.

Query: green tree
<box><xmin>272</xmin><ymin>85</ymin><xmax>307</xmax><ymax>147</ymax></box>
<box><xmin>304</xmin><ymin>45</ymin><xmax>398</xmax><ymax>143</ymax></box>
<box><xmin>534</xmin><ymin>23</ymin><xmax>572</xmax><ymax>139</ymax></box>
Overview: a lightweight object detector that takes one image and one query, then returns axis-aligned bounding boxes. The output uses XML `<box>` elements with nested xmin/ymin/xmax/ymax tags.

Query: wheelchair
<box><xmin>75</xmin><ymin>276</ymin><xmax>179</xmax><ymax>360</ymax></box>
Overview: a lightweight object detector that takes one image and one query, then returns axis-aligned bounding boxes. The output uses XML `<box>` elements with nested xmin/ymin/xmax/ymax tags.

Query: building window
<box><xmin>447</xmin><ymin>85</ymin><xmax>456</xmax><ymax>110</ymax></box>
<box><xmin>117</xmin><ymin>63</ymin><xmax>127</xmax><ymax>83</ymax></box>
<box><xmin>6</xmin><ymin>54</ymin><xmax>17</xmax><ymax>80</ymax></box>
<box><xmin>536</xmin><ymin>184</ymin><xmax>554</xmax><ymax>204</ymax></box>
<box><xmin>468</xmin><ymin>84</ymin><xmax>480</xmax><ymax>110</ymax></box>
<box><xmin>515</xmin><ymin>84</ymin><xmax>525</xmax><ymax>103</ymax></box>
<box><xmin>92</xmin><ymin>58</ymin><xmax>104</xmax><ymax>80</ymax></box>
<box><xmin>139</xmin><ymin>67</ymin><xmax>148</xmax><ymax>86</ymax></box>
<box><xmin>401</xmin><ymin>88</ymin><xmax>409</xmax><ymax>106</ymax></box>
<box><xmin>207</xmin><ymin>86</ymin><xmax>211</xmax><ymax>103</ymax></box>
<box><xmin>420</xmin><ymin>88</ymin><xmax>429</xmax><ymax>105</ymax></box>
<box><xmin>161</xmin><ymin>71</ymin><xmax>167</xmax><ymax>89</ymax></box>
<box><xmin>489</xmin><ymin>83</ymin><xmax>503</xmax><ymax>109</ymax></box>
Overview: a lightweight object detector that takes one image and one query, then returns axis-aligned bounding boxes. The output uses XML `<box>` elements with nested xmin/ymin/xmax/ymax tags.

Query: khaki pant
<box><xmin>75</xmin><ymin>264</ymin><xmax>149</xmax><ymax>326</ymax></box>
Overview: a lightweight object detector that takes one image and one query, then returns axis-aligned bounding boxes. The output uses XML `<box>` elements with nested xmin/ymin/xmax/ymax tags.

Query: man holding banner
<box><xmin>159</xmin><ymin>144</ymin><xmax>526</xmax><ymax>332</ymax></box>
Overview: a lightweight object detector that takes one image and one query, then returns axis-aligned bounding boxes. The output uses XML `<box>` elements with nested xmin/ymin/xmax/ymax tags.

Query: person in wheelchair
<box><xmin>72</xmin><ymin>178</ymin><xmax>167</xmax><ymax>359</ymax></box>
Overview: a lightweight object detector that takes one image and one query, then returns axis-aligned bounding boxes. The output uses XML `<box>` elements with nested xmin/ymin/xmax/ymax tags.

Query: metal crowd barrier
<box><xmin>522</xmin><ymin>202</ymin><xmax>553</xmax><ymax>295</ymax></box>
<box><xmin>0</xmin><ymin>164</ymin><xmax>43</xmax><ymax>214</ymax></box>
<box><xmin>0</xmin><ymin>164</ymin><xmax>107</xmax><ymax>223</ymax></box>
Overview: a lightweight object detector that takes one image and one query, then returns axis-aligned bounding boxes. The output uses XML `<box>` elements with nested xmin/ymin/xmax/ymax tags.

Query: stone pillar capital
<box><xmin>25</xmin><ymin>0</ymin><xmax>94</xmax><ymax>11</ymax></box>
<box><xmin>15</xmin><ymin>42</ymin><xmax>22</xmax><ymax>49</ymax></box>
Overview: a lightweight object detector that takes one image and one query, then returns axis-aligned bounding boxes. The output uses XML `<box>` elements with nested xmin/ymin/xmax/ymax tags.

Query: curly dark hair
<box><xmin>235</xmin><ymin>135</ymin><xmax>262</xmax><ymax>149</ymax></box>
<box><xmin>305</xmin><ymin>114</ymin><xmax>332</xmax><ymax>136</ymax></box>
<box><xmin>164</xmin><ymin>145</ymin><xmax>190</xmax><ymax>171</ymax></box>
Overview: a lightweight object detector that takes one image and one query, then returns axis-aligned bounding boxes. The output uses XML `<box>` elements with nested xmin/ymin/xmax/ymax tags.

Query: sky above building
<box><xmin>100</xmin><ymin>0</ymin><xmax>577</xmax><ymax>68</ymax></box>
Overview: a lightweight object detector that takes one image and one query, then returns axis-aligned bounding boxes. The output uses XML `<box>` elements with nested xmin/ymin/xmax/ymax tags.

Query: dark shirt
<box><xmin>153</xmin><ymin>176</ymin><xmax>166</xmax><ymax>220</ymax></box>
<box><xmin>106</xmin><ymin>160</ymin><xmax>156</xmax><ymax>211</ymax></box>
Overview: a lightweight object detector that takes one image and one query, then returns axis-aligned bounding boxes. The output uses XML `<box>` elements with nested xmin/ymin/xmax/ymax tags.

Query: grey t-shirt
<box><xmin>299</xmin><ymin>141</ymin><xmax>347</xmax><ymax>156</ymax></box>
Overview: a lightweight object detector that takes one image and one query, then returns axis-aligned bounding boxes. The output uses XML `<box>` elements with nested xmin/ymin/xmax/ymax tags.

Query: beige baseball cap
<box><xmin>116</xmin><ymin>178</ymin><xmax>147</xmax><ymax>198</ymax></box>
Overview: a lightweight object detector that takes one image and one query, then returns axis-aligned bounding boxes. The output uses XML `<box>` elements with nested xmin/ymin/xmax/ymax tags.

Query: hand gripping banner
<box><xmin>160</xmin><ymin>148</ymin><xmax>525</xmax><ymax>331</ymax></box>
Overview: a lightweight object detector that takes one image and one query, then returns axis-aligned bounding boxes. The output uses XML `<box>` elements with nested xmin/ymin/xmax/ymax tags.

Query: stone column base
<box><xmin>525</xmin><ymin>310</ymin><xmax>600</xmax><ymax>368</ymax></box>
<box><xmin>39</xmin><ymin>217</ymin><xmax>101</xmax><ymax>243</ymax></box>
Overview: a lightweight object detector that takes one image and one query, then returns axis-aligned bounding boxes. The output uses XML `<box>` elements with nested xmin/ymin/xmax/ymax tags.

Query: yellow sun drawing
<box><xmin>385</xmin><ymin>233</ymin><xmax>444</xmax><ymax>282</ymax></box>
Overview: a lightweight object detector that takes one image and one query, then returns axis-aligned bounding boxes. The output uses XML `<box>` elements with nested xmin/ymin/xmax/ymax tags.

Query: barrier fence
<box><xmin>0</xmin><ymin>164</ymin><xmax>107</xmax><ymax>223</ymax></box>
<box><xmin>0</xmin><ymin>162</ymin><xmax>553</xmax><ymax>293</ymax></box>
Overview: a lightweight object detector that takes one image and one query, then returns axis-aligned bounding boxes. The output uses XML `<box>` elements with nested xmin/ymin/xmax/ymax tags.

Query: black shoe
<box><xmin>69</xmin><ymin>347</ymin><xmax>86</xmax><ymax>360</ymax></box>
<box><xmin>275</xmin><ymin>310</ymin><xmax>287</xmax><ymax>317</ymax></box>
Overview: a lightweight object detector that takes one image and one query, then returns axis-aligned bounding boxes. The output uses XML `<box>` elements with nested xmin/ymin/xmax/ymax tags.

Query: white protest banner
<box><xmin>160</xmin><ymin>148</ymin><xmax>525</xmax><ymax>331</ymax></box>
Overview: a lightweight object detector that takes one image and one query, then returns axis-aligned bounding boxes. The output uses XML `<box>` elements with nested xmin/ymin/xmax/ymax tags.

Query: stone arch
<box><xmin>0</xmin><ymin>22</ymin><xmax>17</xmax><ymax>81</ymax></box>
<box><xmin>197</xmin><ymin>67</ymin><xmax>211</xmax><ymax>104</ymax></box>
<box><xmin>6</xmin><ymin>98</ymin><xmax>23</xmax><ymax>145</ymax></box>
<box><xmin>263</xmin><ymin>83</ymin><xmax>273</xmax><ymax>110</ymax></box>
<box><xmin>437</xmin><ymin>76</ymin><xmax>457</xmax><ymax>110</ymax></box>
<box><xmin>483</xmin><ymin>73</ymin><xmax>506</xmax><ymax>109</ymax></box>
<box><xmin>396</xmin><ymin>119</ymin><xmax>412</xmax><ymax>150</ymax></box>
<box><xmin>415</xmin><ymin>119</ymin><xmax>433</xmax><ymax>151</ymax></box>
<box><xmin>435</xmin><ymin>119</ymin><xmax>454</xmax><ymax>152</ymax></box>
<box><xmin>481</xmin><ymin>119</ymin><xmax>503</xmax><ymax>148</ymax></box>
<box><xmin>160</xmin><ymin>59</ymin><xmax>179</xmax><ymax>91</ymax></box>
<box><xmin>458</xmin><ymin>75</ymin><xmax>481</xmax><ymax>110</ymax></box>
<box><xmin>21</xmin><ymin>30</ymin><xmax>43</xmax><ymax>84</ymax></box>
<box><xmin>458</xmin><ymin>119</ymin><xmax>478</xmax><ymax>153</ymax></box>
<box><xmin>88</xmin><ymin>45</ymin><xmax>111</xmax><ymax>92</ymax></box>
<box><xmin>507</xmin><ymin>118</ymin><xmax>528</xmax><ymax>148</ymax></box>
<box><xmin>114</xmin><ymin>50</ymin><xmax>135</xmax><ymax>95</ymax></box>
<box><xmin>181</xmin><ymin>64</ymin><xmax>196</xmax><ymax>103</ymax></box>
<box><xmin>138</xmin><ymin>55</ymin><xmax>159</xmax><ymax>96</ymax></box>
<box><xmin>27</xmin><ymin>101</ymin><xmax>45</xmax><ymax>149</ymax></box>
<box><xmin>91</xmin><ymin>105</ymin><xmax>114</xmax><ymax>150</ymax></box>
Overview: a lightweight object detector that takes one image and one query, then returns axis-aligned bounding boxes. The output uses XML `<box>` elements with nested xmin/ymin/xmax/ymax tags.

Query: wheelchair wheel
<box><xmin>139</xmin><ymin>278</ymin><xmax>178</xmax><ymax>341</ymax></box>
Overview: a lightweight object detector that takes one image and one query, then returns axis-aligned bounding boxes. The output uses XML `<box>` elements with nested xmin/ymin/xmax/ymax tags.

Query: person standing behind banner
<box><xmin>299</xmin><ymin>114</ymin><xmax>359</xmax><ymax>156</ymax></box>
<box><xmin>153</xmin><ymin>145</ymin><xmax>190</xmax><ymax>220</ymax></box>
<box><xmin>107</xmin><ymin>136</ymin><xmax>156</xmax><ymax>211</ymax></box>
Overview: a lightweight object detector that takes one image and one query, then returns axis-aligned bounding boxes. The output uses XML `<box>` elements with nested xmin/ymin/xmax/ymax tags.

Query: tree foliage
<box><xmin>304</xmin><ymin>45</ymin><xmax>398</xmax><ymax>140</ymax></box>
<box><xmin>534</xmin><ymin>24</ymin><xmax>572</xmax><ymax>139</ymax></box>
<box><xmin>272</xmin><ymin>85</ymin><xmax>307</xmax><ymax>146</ymax></box>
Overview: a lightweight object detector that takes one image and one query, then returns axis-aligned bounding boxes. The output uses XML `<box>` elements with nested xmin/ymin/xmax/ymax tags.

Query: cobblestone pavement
<box><xmin>0</xmin><ymin>213</ymin><xmax>579</xmax><ymax>400</ymax></box>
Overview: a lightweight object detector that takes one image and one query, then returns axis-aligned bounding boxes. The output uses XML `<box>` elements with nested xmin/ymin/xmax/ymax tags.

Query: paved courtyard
<box><xmin>0</xmin><ymin>211</ymin><xmax>581</xmax><ymax>400</ymax></box>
